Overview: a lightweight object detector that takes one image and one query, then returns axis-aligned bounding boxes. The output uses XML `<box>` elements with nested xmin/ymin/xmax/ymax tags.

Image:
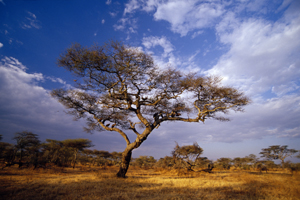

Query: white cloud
<box><xmin>191</xmin><ymin>30</ymin><xmax>204</xmax><ymax>39</ymax></box>
<box><xmin>124</xmin><ymin>0</ymin><xmax>140</xmax><ymax>15</ymax></box>
<box><xmin>113</xmin><ymin>17</ymin><xmax>138</xmax><ymax>38</ymax></box>
<box><xmin>123</xmin><ymin>0</ymin><xmax>225</xmax><ymax>36</ymax></box>
<box><xmin>0</xmin><ymin>57</ymin><xmax>43</xmax><ymax>81</ymax></box>
<box><xmin>0</xmin><ymin>43</ymin><xmax>3</xmax><ymax>48</ymax></box>
<box><xmin>46</xmin><ymin>76</ymin><xmax>67</xmax><ymax>85</ymax></box>
<box><xmin>208</xmin><ymin>10</ymin><xmax>300</xmax><ymax>97</ymax></box>
<box><xmin>153</xmin><ymin>1</ymin><xmax>224</xmax><ymax>36</ymax></box>
<box><xmin>142</xmin><ymin>36</ymin><xmax>174</xmax><ymax>57</ymax></box>
<box><xmin>0</xmin><ymin>57</ymin><xmax>60</xmax><ymax>128</ymax></box>
<box><xmin>0</xmin><ymin>56</ymin><xmax>129</xmax><ymax>153</ymax></box>
<box><xmin>109</xmin><ymin>11</ymin><xmax>118</xmax><ymax>17</ymax></box>
<box><xmin>160</xmin><ymin>93</ymin><xmax>300</xmax><ymax>144</ymax></box>
<box><xmin>106</xmin><ymin>0</ymin><xmax>112</xmax><ymax>5</ymax></box>
<box><xmin>278</xmin><ymin>0</ymin><xmax>293</xmax><ymax>11</ymax></box>
<box><xmin>141</xmin><ymin>36</ymin><xmax>183</xmax><ymax>68</ymax></box>
<box><xmin>102</xmin><ymin>19</ymin><xmax>105</xmax><ymax>24</ymax></box>
<box><xmin>21</xmin><ymin>11</ymin><xmax>41</xmax><ymax>29</ymax></box>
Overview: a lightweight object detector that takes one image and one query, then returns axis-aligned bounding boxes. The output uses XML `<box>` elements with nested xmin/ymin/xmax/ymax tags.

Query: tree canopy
<box><xmin>260</xmin><ymin>145</ymin><xmax>298</xmax><ymax>167</ymax></box>
<box><xmin>172</xmin><ymin>142</ymin><xmax>203</xmax><ymax>171</ymax></box>
<box><xmin>51</xmin><ymin>40</ymin><xmax>250</xmax><ymax>177</ymax></box>
<box><xmin>13</xmin><ymin>131</ymin><xmax>41</xmax><ymax>168</ymax></box>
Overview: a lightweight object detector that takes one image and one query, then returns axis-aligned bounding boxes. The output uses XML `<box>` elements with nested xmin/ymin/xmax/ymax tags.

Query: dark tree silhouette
<box><xmin>62</xmin><ymin>139</ymin><xmax>93</xmax><ymax>168</ymax></box>
<box><xmin>51</xmin><ymin>40</ymin><xmax>250</xmax><ymax>177</ymax></box>
<box><xmin>13</xmin><ymin>131</ymin><xmax>40</xmax><ymax>168</ymax></box>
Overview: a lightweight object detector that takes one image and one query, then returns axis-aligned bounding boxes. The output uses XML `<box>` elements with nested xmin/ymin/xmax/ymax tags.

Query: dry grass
<box><xmin>1</xmin><ymin>166</ymin><xmax>299</xmax><ymax>200</ymax></box>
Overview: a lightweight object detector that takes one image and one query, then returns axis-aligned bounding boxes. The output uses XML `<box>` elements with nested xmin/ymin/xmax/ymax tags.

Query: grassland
<box><xmin>0</xmin><ymin>166</ymin><xmax>299</xmax><ymax>200</ymax></box>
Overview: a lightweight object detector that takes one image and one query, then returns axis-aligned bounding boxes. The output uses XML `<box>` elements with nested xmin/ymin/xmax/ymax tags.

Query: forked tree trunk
<box><xmin>116</xmin><ymin>150</ymin><xmax>132</xmax><ymax>178</ymax></box>
<box><xmin>116</xmin><ymin>128</ymin><xmax>152</xmax><ymax>178</ymax></box>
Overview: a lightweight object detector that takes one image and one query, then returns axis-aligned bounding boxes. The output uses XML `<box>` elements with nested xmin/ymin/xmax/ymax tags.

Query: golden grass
<box><xmin>1</xmin><ymin>166</ymin><xmax>299</xmax><ymax>200</ymax></box>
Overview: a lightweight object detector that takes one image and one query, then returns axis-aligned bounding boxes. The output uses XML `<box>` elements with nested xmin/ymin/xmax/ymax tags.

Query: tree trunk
<box><xmin>116</xmin><ymin>150</ymin><xmax>132</xmax><ymax>178</ymax></box>
<box><xmin>281</xmin><ymin>159</ymin><xmax>285</xmax><ymax>168</ymax></box>
<box><xmin>73</xmin><ymin>150</ymin><xmax>78</xmax><ymax>169</ymax></box>
<box><xmin>18</xmin><ymin>149</ymin><xmax>23</xmax><ymax>168</ymax></box>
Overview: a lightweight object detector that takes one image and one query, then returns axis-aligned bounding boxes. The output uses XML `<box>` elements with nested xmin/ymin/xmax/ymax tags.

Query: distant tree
<box><xmin>172</xmin><ymin>142</ymin><xmax>203</xmax><ymax>171</ymax></box>
<box><xmin>0</xmin><ymin>134</ymin><xmax>2</xmax><ymax>141</ymax></box>
<box><xmin>42</xmin><ymin>139</ymin><xmax>66</xmax><ymax>166</ymax></box>
<box><xmin>133</xmin><ymin>155</ymin><xmax>156</xmax><ymax>169</ymax></box>
<box><xmin>51</xmin><ymin>41</ymin><xmax>250</xmax><ymax>177</ymax></box>
<box><xmin>194</xmin><ymin>157</ymin><xmax>211</xmax><ymax>168</ymax></box>
<box><xmin>216</xmin><ymin>157</ymin><xmax>232</xmax><ymax>170</ymax></box>
<box><xmin>260</xmin><ymin>145</ymin><xmax>298</xmax><ymax>168</ymax></box>
<box><xmin>78</xmin><ymin>149</ymin><xmax>93</xmax><ymax>166</ymax></box>
<box><xmin>94</xmin><ymin>150</ymin><xmax>112</xmax><ymax>159</ymax></box>
<box><xmin>92</xmin><ymin>150</ymin><xmax>113</xmax><ymax>166</ymax></box>
<box><xmin>110</xmin><ymin>151</ymin><xmax>123</xmax><ymax>166</ymax></box>
<box><xmin>13</xmin><ymin>131</ymin><xmax>40</xmax><ymax>168</ymax></box>
<box><xmin>244</xmin><ymin>154</ymin><xmax>259</xmax><ymax>169</ymax></box>
<box><xmin>245</xmin><ymin>154</ymin><xmax>258</xmax><ymax>163</ymax></box>
<box><xmin>62</xmin><ymin>139</ymin><xmax>93</xmax><ymax>168</ymax></box>
<box><xmin>155</xmin><ymin>156</ymin><xmax>175</xmax><ymax>169</ymax></box>
<box><xmin>0</xmin><ymin>142</ymin><xmax>15</xmax><ymax>167</ymax></box>
<box><xmin>232</xmin><ymin>157</ymin><xmax>243</xmax><ymax>169</ymax></box>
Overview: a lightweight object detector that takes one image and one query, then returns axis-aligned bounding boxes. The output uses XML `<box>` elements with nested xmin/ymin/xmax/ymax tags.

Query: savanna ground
<box><xmin>1</xmin><ymin>165</ymin><xmax>299</xmax><ymax>200</ymax></box>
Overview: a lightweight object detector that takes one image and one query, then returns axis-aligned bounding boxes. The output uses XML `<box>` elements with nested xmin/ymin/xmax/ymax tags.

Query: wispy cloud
<box><xmin>21</xmin><ymin>11</ymin><xmax>41</xmax><ymax>29</ymax></box>
<box><xmin>113</xmin><ymin>17</ymin><xmax>138</xmax><ymax>39</ymax></box>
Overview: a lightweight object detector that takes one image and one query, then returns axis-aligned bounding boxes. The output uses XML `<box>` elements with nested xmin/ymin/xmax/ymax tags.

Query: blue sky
<box><xmin>1</xmin><ymin>0</ymin><xmax>300</xmax><ymax>161</ymax></box>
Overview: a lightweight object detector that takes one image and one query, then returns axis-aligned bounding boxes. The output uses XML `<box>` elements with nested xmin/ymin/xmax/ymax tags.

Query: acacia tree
<box><xmin>133</xmin><ymin>155</ymin><xmax>156</xmax><ymax>169</ymax></box>
<box><xmin>260</xmin><ymin>145</ymin><xmax>298</xmax><ymax>168</ymax></box>
<box><xmin>13</xmin><ymin>131</ymin><xmax>40</xmax><ymax>168</ymax></box>
<box><xmin>216</xmin><ymin>157</ymin><xmax>232</xmax><ymax>170</ymax></box>
<box><xmin>172</xmin><ymin>142</ymin><xmax>203</xmax><ymax>171</ymax></box>
<box><xmin>51</xmin><ymin>41</ymin><xmax>249</xmax><ymax>177</ymax></box>
<box><xmin>62</xmin><ymin>139</ymin><xmax>93</xmax><ymax>168</ymax></box>
<box><xmin>42</xmin><ymin>139</ymin><xmax>69</xmax><ymax>166</ymax></box>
